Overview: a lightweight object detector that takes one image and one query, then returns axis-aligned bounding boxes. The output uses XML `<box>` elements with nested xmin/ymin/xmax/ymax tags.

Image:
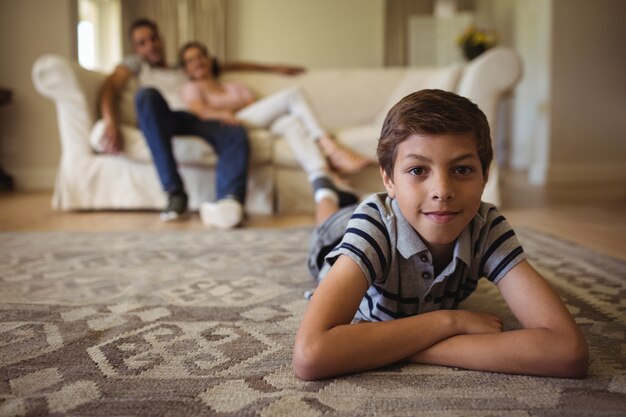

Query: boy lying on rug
<box><xmin>292</xmin><ymin>89</ymin><xmax>589</xmax><ymax>381</ymax></box>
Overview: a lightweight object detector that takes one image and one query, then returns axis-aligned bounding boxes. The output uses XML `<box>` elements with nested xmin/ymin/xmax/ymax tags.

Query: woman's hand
<box><xmin>214</xmin><ymin>111</ymin><xmax>240</xmax><ymax>125</ymax></box>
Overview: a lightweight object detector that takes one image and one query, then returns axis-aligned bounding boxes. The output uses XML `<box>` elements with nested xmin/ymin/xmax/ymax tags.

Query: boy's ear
<box><xmin>380</xmin><ymin>166</ymin><xmax>396</xmax><ymax>199</ymax></box>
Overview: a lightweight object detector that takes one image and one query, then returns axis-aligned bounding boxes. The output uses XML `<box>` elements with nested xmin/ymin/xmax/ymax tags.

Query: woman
<box><xmin>178</xmin><ymin>41</ymin><xmax>372</xmax><ymax>181</ymax></box>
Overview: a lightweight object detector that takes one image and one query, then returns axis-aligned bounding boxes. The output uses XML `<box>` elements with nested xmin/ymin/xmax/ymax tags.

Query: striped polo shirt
<box><xmin>324</xmin><ymin>193</ymin><xmax>526</xmax><ymax>322</ymax></box>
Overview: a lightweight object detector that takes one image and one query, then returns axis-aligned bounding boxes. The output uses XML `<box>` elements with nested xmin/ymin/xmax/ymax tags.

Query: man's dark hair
<box><xmin>128</xmin><ymin>18</ymin><xmax>160</xmax><ymax>41</ymax></box>
<box><xmin>377</xmin><ymin>89</ymin><xmax>492</xmax><ymax>180</ymax></box>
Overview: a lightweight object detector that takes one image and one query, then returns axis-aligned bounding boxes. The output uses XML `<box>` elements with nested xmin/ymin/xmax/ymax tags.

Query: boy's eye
<box><xmin>409</xmin><ymin>167</ymin><xmax>427</xmax><ymax>176</ymax></box>
<box><xmin>452</xmin><ymin>166</ymin><xmax>474</xmax><ymax>175</ymax></box>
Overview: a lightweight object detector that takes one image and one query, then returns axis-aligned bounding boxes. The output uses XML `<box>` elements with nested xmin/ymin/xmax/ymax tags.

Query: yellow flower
<box><xmin>457</xmin><ymin>25</ymin><xmax>498</xmax><ymax>48</ymax></box>
<box><xmin>457</xmin><ymin>25</ymin><xmax>499</xmax><ymax>60</ymax></box>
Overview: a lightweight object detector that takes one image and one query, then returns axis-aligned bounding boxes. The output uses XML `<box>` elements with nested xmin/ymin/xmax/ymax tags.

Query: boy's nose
<box><xmin>431</xmin><ymin>174</ymin><xmax>454</xmax><ymax>201</ymax></box>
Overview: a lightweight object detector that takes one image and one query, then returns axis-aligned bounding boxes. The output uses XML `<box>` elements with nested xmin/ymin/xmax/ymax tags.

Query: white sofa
<box><xmin>32</xmin><ymin>47</ymin><xmax>521</xmax><ymax>214</ymax></box>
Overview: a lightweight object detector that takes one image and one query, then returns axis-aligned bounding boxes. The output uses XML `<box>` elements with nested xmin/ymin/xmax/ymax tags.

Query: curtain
<box><xmin>121</xmin><ymin>0</ymin><xmax>226</xmax><ymax>67</ymax></box>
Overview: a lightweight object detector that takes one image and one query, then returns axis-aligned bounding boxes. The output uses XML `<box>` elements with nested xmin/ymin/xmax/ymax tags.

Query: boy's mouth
<box><xmin>422</xmin><ymin>210</ymin><xmax>460</xmax><ymax>223</ymax></box>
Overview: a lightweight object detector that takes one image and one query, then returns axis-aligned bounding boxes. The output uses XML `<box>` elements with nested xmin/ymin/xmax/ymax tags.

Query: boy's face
<box><xmin>381</xmin><ymin>133</ymin><xmax>487</xmax><ymax>252</ymax></box>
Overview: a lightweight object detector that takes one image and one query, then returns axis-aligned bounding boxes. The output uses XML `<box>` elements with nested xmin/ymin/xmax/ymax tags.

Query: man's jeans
<box><xmin>135</xmin><ymin>87</ymin><xmax>249</xmax><ymax>203</ymax></box>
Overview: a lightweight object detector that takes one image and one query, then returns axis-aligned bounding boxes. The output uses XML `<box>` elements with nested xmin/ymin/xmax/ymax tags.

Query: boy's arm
<box><xmin>408</xmin><ymin>260</ymin><xmax>589</xmax><ymax>378</ymax></box>
<box><xmin>292</xmin><ymin>255</ymin><xmax>503</xmax><ymax>381</ymax></box>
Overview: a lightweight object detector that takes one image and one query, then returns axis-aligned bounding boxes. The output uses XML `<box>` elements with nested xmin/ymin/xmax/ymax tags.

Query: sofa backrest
<box><xmin>221</xmin><ymin>48</ymin><xmax>522</xmax><ymax>132</ymax></box>
<box><xmin>372</xmin><ymin>64</ymin><xmax>464</xmax><ymax>128</ymax></box>
<box><xmin>221</xmin><ymin>69</ymin><xmax>401</xmax><ymax>129</ymax></box>
<box><xmin>222</xmin><ymin>65</ymin><xmax>463</xmax><ymax>130</ymax></box>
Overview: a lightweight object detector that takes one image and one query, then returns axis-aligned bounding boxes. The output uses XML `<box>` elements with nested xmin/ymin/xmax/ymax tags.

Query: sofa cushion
<box><xmin>88</xmin><ymin>119</ymin><xmax>273</xmax><ymax>166</ymax></box>
<box><xmin>334</xmin><ymin>125</ymin><xmax>381</xmax><ymax>161</ymax></box>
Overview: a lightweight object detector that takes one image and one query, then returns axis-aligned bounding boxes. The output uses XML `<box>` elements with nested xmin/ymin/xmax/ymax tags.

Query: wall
<box><xmin>475</xmin><ymin>0</ymin><xmax>625</xmax><ymax>190</ymax></box>
<box><xmin>226</xmin><ymin>0</ymin><xmax>385</xmax><ymax>69</ymax></box>
<box><xmin>473</xmin><ymin>0</ymin><xmax>552</xmax><ymax>180</ymax></box>
<box><xmin>512</xmin><ymin>0</ymin><xmax>552</xmax><ymax>184</ymax></box>
<box><xmin>548</xmin><ymin>0</ymin><xmax>626</xmax><ymax>186</ymax></box>
<box><xmin>0</xmin><ymin>0</ymin><xmax>76</xmax><ymax>189</ymax></box>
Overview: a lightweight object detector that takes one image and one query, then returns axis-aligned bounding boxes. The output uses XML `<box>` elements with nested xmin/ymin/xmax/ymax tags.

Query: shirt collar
<box><xmin>391</xmin><ymin>198</ymin><xmax>429</xmax><ymax>259</ymax></box>
<box><xmin>452</xmin><ymin>225</ymin><xmax>472</xmax><ymax>266</ymax></box>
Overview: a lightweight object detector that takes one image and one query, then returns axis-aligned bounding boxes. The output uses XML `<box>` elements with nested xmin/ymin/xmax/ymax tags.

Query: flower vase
<box><xmin>462</xmin><ymin>43</ymin><xmax>487</xmax><ymax>61</ymax></box>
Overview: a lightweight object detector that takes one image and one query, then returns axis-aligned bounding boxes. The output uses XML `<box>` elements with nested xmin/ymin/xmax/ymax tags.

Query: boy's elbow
<box><xmin>292</xmin><ymin>340</ymin><xmax>326</xmax><ymax>381</ymax></box>
<box><xmin>554</xmin><ymin>335</ymin><xmax>589</xmax><ymax>378</ymax></box>
<box><xmin>567</xmin><ymin>341</ymin><xmax>590</xmax><ymax>378</ymax></box>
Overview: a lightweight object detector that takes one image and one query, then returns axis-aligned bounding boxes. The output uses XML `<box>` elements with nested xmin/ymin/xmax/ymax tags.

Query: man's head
<box><xmin>129</xmin><ymin>18</ymin><xmax>165</xmax><ymax>67</ymax></box>
<box><xmin>377</xmin><ymin>89</ymin><xmax>492</xmax><ymax>182</ymax></box>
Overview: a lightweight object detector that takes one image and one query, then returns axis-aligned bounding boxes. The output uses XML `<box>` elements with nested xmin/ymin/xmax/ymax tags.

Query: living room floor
<box><xmin>1</xmin><ymin>170</ymin><xmax>625</xmax><ymax>261</ymax></box>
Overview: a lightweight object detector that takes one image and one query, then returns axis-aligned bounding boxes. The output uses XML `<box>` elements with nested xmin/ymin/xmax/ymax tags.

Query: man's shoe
<box><xmin>160</xmin><ymin>192</ymin><xmax>188</xmax><ymax>222</ymax></box>
<box><xmin>200</xmin><ymin>198</ymin><xmax>244</xmax><ymax>229</ymax></box>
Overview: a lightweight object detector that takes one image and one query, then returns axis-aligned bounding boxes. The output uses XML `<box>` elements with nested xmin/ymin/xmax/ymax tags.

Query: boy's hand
<box><xmin>409</xmin><ymin>261</ymin><xmax>589</xmax><ymax>378</ymax></box>
<box><xmin>407</xmin><ymin>311</ymin><xmax>501</xmax><ymax>365</ymax></box>
<box><xmin>453</xmin><ymin>310</ymin><xmax>503</xmax><ymax>335</ymax></box>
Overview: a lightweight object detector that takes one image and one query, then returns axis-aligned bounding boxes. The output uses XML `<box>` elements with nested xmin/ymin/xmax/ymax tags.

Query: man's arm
<box><xmin>292</xmin><ymin>255</ymin><xmax>503</xmax><ymax>381</ymax></box>
<box><xmin>99</xmin><ymin>65</ymin><xmax>132</xmax><ymax>154</ymax></box>
<box><xmin>221</xmin><ymin>61</ymin><xmax>305</xmax><ymax>76</ymax></box>
<box><xmin>408</xmin><ymin>260</ymin><xmax>589</xmax><ymax>378</ymax></box>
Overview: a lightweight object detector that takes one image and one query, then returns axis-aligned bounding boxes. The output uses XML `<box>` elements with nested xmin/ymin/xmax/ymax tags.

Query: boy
<box><xmin>292</xmin><ymin>90</ymin><xmax>589</xmax><ymax>381</ymax></box>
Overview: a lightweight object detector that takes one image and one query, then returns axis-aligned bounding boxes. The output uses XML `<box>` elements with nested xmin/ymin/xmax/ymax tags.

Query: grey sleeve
<box><xmin>120</xmin><ymin>55</ymin><xmax>143</xmax><ymax>75</ymax></box>
<box><xmin>480</xmin><ymin>209</ymin><xmax>527</xmax><ymax>284</ymax></box>
<box><xmin>325</xmin><ymin>201</ymin><xmax>391</xmax><ymax>286</ymax></box>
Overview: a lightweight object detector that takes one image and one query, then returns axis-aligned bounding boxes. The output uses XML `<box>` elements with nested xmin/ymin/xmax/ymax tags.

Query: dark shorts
<box><xmin>307</xmin><ymin>203</ymin><xmax>358</xmax><ymax>281</ymax></box>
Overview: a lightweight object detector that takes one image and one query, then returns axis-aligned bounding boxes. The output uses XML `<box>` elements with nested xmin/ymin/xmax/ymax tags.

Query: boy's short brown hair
<box><xmin>377</xmin><ymin>89</ymin><xmax>492</xmax><ymax>180</ymax></box>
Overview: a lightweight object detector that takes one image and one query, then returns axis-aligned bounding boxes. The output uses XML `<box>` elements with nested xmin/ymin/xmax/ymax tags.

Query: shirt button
<box><xmin>420</xmin><ymin>255</ymin><xmax>429</xmax><ymax>263</ymax></box>
<box><xmin>425</xmin><ymin>294</ymin><xmax>433</xmax><ymax>302</ymax></box>
<box><xmin>421</xmin><ymin>272</ymin><xmax>431</xmax><ymax>279</ymax></box>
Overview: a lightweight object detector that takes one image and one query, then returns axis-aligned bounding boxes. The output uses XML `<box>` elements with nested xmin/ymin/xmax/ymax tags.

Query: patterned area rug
<box><xmin>0</xmin><ymin>227</ymin><xmax>624</xmax><ymax>417</ymax></box>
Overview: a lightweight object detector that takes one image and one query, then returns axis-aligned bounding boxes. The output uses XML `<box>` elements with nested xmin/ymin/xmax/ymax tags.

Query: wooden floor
<box><xmin>1</xmin><ymin>171</ymin><xmax>625</xmax><ymax>261</ymax></box>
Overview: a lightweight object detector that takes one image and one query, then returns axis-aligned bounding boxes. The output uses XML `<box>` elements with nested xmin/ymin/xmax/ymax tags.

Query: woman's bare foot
<box><xmin>318</xmin><ymin>135</ymin><xmax>373</xmax><ymax>174</ymax></box>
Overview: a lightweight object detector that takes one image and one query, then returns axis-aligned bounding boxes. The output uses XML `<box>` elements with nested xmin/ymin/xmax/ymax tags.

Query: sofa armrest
<box><xmin>456</xmin><ymin>47</ymin><xmax>523</xmax><ymax>207</ymax></box>
<box><xmin>32</xmin><ymin>54</ymin><xmax>107</xmax><ymax>158</ymax></box>
<box><xmin>456</xmin><ymin>47</ymin><xmax>522</xmax><ymax>132</ymax></box>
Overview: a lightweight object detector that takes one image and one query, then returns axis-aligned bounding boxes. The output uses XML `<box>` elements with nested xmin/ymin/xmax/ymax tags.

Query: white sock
<box><xmin>314</xmin><ymin>188</ymin><xmax>338</xmax><ymax>204</ymax></box>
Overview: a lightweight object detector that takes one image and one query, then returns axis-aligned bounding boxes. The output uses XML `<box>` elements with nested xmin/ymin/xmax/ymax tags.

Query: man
<box><xmin>99</xmin><ymin>18</ymin><xmax>304</xmax><ymax>227</ymax></box>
